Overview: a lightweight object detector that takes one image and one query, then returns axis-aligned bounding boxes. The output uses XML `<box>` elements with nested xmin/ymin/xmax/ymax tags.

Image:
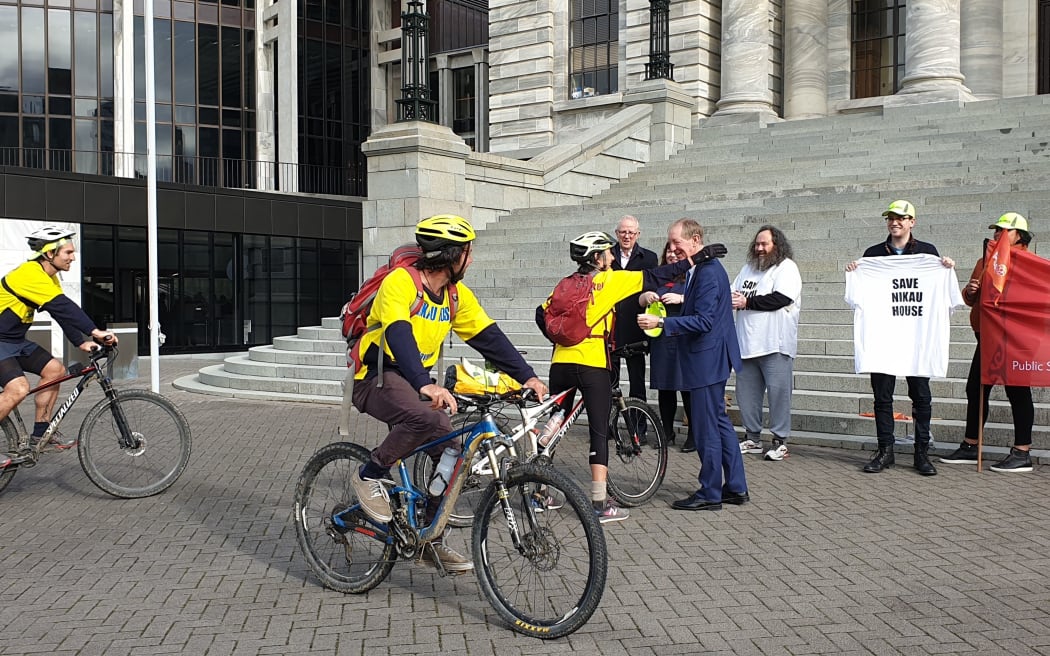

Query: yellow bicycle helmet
<box><xmin>415</xmin><ymin>214</ymin><xmax>476</xmax><ymax>253</ymax></box>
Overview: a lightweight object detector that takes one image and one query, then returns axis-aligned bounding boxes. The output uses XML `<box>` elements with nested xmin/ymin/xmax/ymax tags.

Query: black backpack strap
<box><xmin>2</xmin><ymin>276</ymin><xmax>40</xmax><ymax>311</ymax></box>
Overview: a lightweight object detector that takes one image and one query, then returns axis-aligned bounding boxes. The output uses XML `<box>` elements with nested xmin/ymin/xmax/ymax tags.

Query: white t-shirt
<box><xmin>732</xmin><ymin>259</ymin><xmax>803</xmax><ymax>359</ymax></box>
<box><xmin>844</xmin><ymin>254</ymin><xmax>964</xmax><ymax>377</ymax></box>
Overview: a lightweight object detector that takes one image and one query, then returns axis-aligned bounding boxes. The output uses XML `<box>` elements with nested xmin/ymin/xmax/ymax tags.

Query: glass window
<box><xmin>0</xmin><ymin>116</ymin><xmax>18</xmax><ymax>165</ymax></box>
<box><xmin>852</xmin><ymin>0</ymin><xmax>906</xmax><ymax>98</ymax></box>
<box><xmin>173</xmin><ymin>21</ymin><xmax>196</xmax><ymax>104</ymax></box>
<box><xmin>155</xmin><ymin>18</ymin><xmax>172</xmax><ymax>102</ymax></box>
<box><xmin>74</xmin><ymin>12</ymin><xmax>98</xmax><ymax>96</ymax></box>
<box><xmin>198</xmin><ymin>23</ymin><xmax>219</xmax><ymax>106</ymax></box>
<box><xmin>48</xmin><ymin>9</ymin><xmax>73</xmax><ymax>95</ymax></box>
<box><xmin>75</xmin><ymin>118</ymin><xmax>98</xmax><ymax>173</ymax></box>
<box><xmin>49</xmin><ymin>96</ymin><xmax>72</xmax><ymax>115</ymax></box>
<box><xmin>22</xmin><ymin>8</ymin><xmax>46</xmax><ymax>94</ymax></box>
<box><xmin>0</xmin><ymin>7</ymin><xmax>17</xmax><ymax>92</ymax></box>
<box><xmin>221</xmin><ymin>25</ymin><xmax>241</xmax><ymax>107</ymax></box>
<box><xmin>75</xmin><ymin>98</ymin><xmax>98</xmax><ymax>117</ymax></box>
<box><xmin>568</xmin><ymin>0</ymin><xmax>618</xmax><ymax>98</ymax></box>
<box><xmin>0</xmin><ymin>94</ymin><xmax>16</xmax><ymax>113</ymax></box>
<box><xmin>99</xmin><ymin>11</ymin><xmax>113</xmax><ymax>98</ymax></box>
<box><xmin>134</xmin><ymin>15</ymin><xmax>144</xmax><ymax>99</ymax></box>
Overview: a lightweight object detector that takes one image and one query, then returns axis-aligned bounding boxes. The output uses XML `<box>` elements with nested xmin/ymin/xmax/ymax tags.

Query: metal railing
<box><xmin>0</xmin><ymin>147</ymin><xmax>362</xmax><ymax>197</ymax></box>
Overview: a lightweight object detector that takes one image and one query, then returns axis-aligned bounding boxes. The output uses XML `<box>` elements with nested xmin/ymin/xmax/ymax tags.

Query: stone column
<box><xmin>960</xmin><ymin>0</ymin><xmax>1003</xmax><ymax>100</ymax></box>
<box><xmin>359</xmin><ymin>122</ymin><xmax>471</xmax><ymax>271</ymax></box>
<box><xmin>891</xmin><ymin>0</ymin><xmax>975</xmax><ymax>104</ymax></box>
<box><xmin>711</xmin><ymin>0</ymin><xmax>778</xmax><ymax>120</ymax></box>
<box><xmin>622</xmin><ymin>78</ymin><xmax>695</xmax><ymax>161</ymax></box>
<box><xmin>783</xmin><ymin>0</ymin><xmax>828</xmax><ymax>119</ymax></box>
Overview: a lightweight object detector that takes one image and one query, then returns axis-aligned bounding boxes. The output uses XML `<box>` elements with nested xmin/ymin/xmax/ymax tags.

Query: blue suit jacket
<box><xmin>663</xmin><ymin>259</ymin><xmax>742</xmax><ymax>389</ymax></box>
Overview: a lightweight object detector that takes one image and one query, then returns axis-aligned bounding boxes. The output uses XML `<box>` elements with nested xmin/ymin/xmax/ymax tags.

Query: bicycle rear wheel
<box><xmin>294</xmin><ymin>442</ymin><xmax>396</xmax><ymax>594</ymax></box>
<box><xmin>0</xmin><ymin>418</ymin><xmax>19</xmax><ymax>494</ymax></box>
<box><xmin>472</xmin><ymin>463</ymin><xmax>607</xmax><ymax>639</ymax></box>
<box><xmin>606</xmin><ymin>398</ymin><xmax>667</xmax><ymax>507</ymax></box>
<box><xmin>78</xmin><ymin>390</ymin><xmax>191</xmax><ymax>498</ymax></box>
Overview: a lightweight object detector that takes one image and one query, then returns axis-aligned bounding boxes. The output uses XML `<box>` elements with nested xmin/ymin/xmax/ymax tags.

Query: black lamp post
<box><xmin>644</xmin><ymin>0</ymin><xmax>674</xmax><ymax>81</ymax></box>
<box><xmin>396</xmin><ymin>0</ymin><xmax>437</xmax><ymax>122</ymax></box>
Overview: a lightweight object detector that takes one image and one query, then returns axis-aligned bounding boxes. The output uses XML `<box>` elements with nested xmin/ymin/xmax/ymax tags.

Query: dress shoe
<box><xmin>721</xmin><ymin>490</ymin><xmax>750</xmax><ymax>505</ymax></box>
<box><xmin>680</xmin><ymin>441</ymin><xmax>696</xmax><ymax>453</ymax></box>
<box><xmin>671</xmin><ymin>493</ymin><xmax>722</xmax><ymax>511</ymax></box>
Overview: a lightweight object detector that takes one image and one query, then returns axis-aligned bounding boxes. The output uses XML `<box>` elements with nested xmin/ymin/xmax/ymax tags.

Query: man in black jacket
<box><xmin>610</xmin><ymin>215</ymin><xmax>658</xmax><ymax>402</ymax></box>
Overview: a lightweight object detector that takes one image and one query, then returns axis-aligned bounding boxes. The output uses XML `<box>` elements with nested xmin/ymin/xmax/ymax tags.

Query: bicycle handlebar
<box><xmin>610</xmin><ymin>340</ymin><xmax>649</xmax><ymax>359</ymax></box>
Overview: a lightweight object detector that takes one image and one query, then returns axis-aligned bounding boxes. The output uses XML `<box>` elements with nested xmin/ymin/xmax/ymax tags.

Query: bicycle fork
<box><xmin>99</xmin><ymin>378</ymin><xmax>140</xmax><ymax>450</ymax></box>
<box><xmin>483</xmin><ymin>443</ymin><xmax>527</xmax><ymax>548</ymax></box>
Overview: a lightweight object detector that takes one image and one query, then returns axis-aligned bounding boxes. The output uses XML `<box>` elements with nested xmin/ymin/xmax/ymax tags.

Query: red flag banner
<box><xmin>980</xmin><ymin>246</ymin><xmax>1050</xmax><ymax>387</ymax></box>
<box><xmin>986</xmin><ymin>236</ymin><xmax>1011</xmax><ymax>298</ymax></box>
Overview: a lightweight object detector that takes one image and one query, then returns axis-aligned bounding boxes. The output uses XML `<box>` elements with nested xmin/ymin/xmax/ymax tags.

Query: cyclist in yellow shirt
<box><xmin>537</xmin><ymin>231</ymin><xmax>725</xmax><ymax>522</ymax></box>
<box><xmin>0</xmin><ymin>226</ymin><xmax>117</xmax><ymax>468</ymax></box>
<box><xmin>350</xmin><ymin>214</ymin><xmax>547</xmax><ymax>573</ymax></box>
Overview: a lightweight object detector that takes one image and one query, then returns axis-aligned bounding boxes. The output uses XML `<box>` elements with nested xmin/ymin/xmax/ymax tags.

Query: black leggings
<box><xmin>549</xmin><ymin>362</ymin><xmax>611</xmax><ymax>467</ymax></box>
<box><xmin>965</xmin><ymin>339</ymin><xmax>1034</xmax><ymax>446</ymax></box>
<box><xmin>657</xmin><ymin>389</ymin><xmax>691</xmax><ymax>439</ymax></box>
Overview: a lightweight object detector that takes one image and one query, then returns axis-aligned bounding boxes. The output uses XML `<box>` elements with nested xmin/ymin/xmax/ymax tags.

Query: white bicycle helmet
<box><xmin>27</xmin><ymin>225</ymin><xmax>76</xmax><ymax>259</ymax></box>
<box><xmin>569</xmin><ymin>231</ymin><xmax>615</xmax><ymax>264</ymax></box>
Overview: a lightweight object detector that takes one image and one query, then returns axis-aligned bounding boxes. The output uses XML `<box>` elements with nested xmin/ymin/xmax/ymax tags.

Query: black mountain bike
<box><xmin>0</xmin><ymin>344</ymin><xmax>192</xmax><ymax>498</ymax></box>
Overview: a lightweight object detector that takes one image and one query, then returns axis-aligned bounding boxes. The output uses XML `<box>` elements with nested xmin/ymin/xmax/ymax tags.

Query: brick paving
<box><xmin>2</xmin><ymin>357</ymin><xmax>1050</xmax><ymax>655</ymax></box>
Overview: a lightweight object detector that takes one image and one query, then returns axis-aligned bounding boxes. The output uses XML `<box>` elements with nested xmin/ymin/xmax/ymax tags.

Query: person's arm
<box><xmin>663</xmin><ymin>266</ymin><xmax>723</xmax><ymax>337</ymax></box>
<box><xmin>641</xmin><ymin>244</ymin><xmax>727</xmax><ymax>290</ymax></box>
<box><xmin>741</xmin><ymin>291</ymin><xmax>794</xmax><ymax>311</ymax></box>
<box><xmin>382</xmin><ymin>320</ymin><xmax>432</xmax><ymax>391</ymax></box>
<box><xmin>39</xmin><ymin>295</ymin><xmax>100</xmax><ymax>347</ymax></box>
<box><xmin>465</xmin><ymin>324</ymin><xmax>538</xmax><ymax>385</ymax></box>
<box><xmin>962</xmin><ymin>258</ymin><xmax>983</xmax><ymax>307</ymax></box>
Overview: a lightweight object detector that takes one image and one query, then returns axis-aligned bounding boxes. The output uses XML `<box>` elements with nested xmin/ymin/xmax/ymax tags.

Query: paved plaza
<box><xmin>2</xmin><ymin>357</ymin><xmax>1050</xmax><ymax>655</ymax></box>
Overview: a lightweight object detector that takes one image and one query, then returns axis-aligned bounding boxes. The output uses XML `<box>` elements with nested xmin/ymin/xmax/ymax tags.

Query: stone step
<box><xmin>247</xmin><ymin>344</ymin><xmax>346</xmax><ymax>367</ymax></box>
<box><xmin>223</xmin><ymin>354</ymin><xmax>348</xmax><ymax>381</ymax></box>
<box><xmin>195</xmin><ymin>364</ymin><xmax>342</xmax><ymax>397</ymax></box>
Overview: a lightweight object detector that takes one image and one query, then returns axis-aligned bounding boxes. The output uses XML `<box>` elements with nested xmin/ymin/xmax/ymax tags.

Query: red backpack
<box><xmin>340</xmin><ymin>244</ymin><xmax>458</xmax><ymax>366</ymax></box>
<box><xmin>543</xmin><ymin>271</ymin><xmax>609</xmax><ymax>347</ymax></box>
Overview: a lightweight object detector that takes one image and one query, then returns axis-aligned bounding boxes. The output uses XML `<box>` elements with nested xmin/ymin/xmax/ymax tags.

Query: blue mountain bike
<box><xmin>293</xmin><ymin>387</ymin><xmax>608</xmax><ymax>639</ymax></box>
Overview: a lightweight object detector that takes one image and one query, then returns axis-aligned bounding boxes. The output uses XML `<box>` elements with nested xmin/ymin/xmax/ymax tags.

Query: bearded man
<box><xmin>730</xmin><ymin>225</ymin><xmax>802</xmax><ymax>462</ymax></box>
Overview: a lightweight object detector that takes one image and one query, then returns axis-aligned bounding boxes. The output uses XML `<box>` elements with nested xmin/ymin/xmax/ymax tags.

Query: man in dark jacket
<box><xmin>610</xmin><ymin>215</ymin><xmax>658</xmax><ymax>402</ymax></box>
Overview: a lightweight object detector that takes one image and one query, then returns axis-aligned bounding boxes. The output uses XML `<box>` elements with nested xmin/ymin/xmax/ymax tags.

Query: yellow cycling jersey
<box><xmin>542</xmin><ymin>268</ymin><xmax>644</xmax><ymax>368</ymax></box>
<box><xmin>0</xmin><ymin>261</ymin><xmax>64</xmax><ymax>338</ymax></box>
<box><xmin>354</xmin><ymin>267</ymin><xmax>495</xmax><ymax>380</ymax></box>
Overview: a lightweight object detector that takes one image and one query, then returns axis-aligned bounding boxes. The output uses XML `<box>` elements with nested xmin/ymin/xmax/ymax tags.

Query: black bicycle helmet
<box><xmin>569</xmin><ymin>231</ymin><xmax>615</xmax><ymax>264</ymax></box>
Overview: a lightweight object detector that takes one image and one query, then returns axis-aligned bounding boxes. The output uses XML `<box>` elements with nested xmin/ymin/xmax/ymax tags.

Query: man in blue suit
<box><xmin>639</xmin><ymin>218</ymin><xmax>748</xmax><ymax>511</ymax></box>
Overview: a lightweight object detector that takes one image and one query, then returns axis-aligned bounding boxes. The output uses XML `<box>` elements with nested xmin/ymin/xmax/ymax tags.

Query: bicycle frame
<box><xmin>331</xmin><ymin>389</ymin><xmax>570</xmax><ymax>546</ymax></box>
<box><xmin>8</xmin><ymin>348</ymin><xmax>134</xmax><ymax>464</ymax></box>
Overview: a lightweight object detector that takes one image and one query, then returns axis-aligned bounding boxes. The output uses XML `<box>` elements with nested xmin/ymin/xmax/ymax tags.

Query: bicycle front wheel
<box><xmin>472</xmin><ymin>463</ymin><xmax>607</xmax><ymax>639</ymax></box>
<box><xmin>294</xmin><ymin>442</ymin><xmax>396</xmax><ymax>593</ymax></box>
<box><xmin>78</xmin><ymin>390</ymin><xmax>191</xmax><ymax>498</ymax></box>
<box><xmin>606</xmin><ymin>398</ymin><xmax>667</xmax><ymax>507</ymax></box>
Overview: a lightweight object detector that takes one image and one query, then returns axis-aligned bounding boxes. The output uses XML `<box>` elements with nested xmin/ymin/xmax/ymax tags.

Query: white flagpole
<box><xmin>144</xmin><ymin>0</ymin><xmax>160</xmax><ymax>392</ymax></box>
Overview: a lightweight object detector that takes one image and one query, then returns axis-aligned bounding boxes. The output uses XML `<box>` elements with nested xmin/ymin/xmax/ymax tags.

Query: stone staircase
<box><xmin>174</xmin><ymin>96</ymin><xmax>1050</xmax><ymax>453</ymax></box>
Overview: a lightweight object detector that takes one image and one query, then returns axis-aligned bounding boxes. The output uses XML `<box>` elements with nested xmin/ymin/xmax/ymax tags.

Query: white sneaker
<box><xmin>739</xmin><ymin>439</ymin><xmax>763</xmax><ymax>454</ymax></box>
<box><xmin>350</xmin><ymin>472</ymin><xmax>393</xmax><ymax>523</ymax></box>
<box><xmin>764</xmin><ymin>443</ymin><xmax>789</xmax><ymax>461</ymax></box>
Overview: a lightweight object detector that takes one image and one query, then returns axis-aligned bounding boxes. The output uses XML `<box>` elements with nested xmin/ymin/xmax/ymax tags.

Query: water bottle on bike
<box><xmin>538</xmin><ymin>408</ymin><xmax>565</xmax><ymax>448</ymax></box>
<box><xmin>428</xmin><ymin>446</ymin><xmax>459</xmax><ymax>496</ymax></box>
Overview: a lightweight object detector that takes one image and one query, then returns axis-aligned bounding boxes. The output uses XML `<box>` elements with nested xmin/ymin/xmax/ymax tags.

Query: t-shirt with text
<box><xmin>844</xmin><ymin>254</ymin><xmax>964</xmax><ymax>377</ymax></box>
